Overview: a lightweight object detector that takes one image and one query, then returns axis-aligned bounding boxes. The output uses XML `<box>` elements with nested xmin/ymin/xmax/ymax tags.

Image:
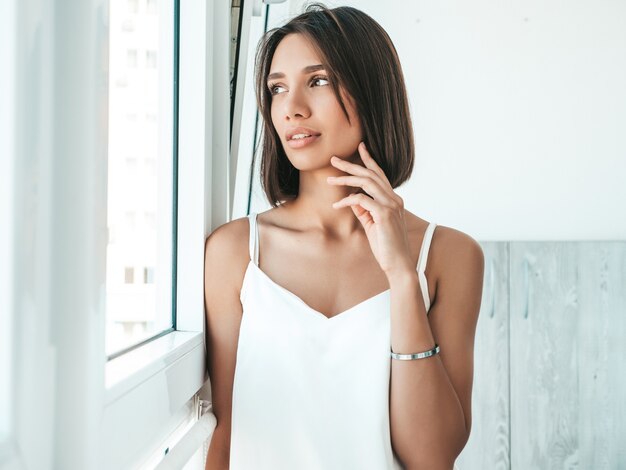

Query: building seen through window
<box><xmin>106</xmin><ymin>0</ymin><xmax>174</xmax><ymax>357</ymax></box>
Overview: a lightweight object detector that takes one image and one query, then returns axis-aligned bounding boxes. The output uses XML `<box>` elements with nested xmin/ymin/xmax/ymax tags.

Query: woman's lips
<box><xmin>287</xmin><ymin>134</ymin><xmax>321</xmax><ymax>149</ymax></box>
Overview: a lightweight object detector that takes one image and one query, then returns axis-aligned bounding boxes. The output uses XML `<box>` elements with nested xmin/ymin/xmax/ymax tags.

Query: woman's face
<box><xmin>267</xmin><ymin>33</ymin><xmax>363</xmax><ymax>170</ymax></box>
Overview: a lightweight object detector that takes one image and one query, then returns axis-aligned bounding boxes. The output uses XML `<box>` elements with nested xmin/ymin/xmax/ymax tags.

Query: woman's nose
<box><xmin>282</xmin><ymin>87</ymin><xmax>311</xmax><ymax>119</ymax></box>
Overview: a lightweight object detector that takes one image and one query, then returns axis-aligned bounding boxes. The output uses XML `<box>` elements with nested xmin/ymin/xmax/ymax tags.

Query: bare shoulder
<box><xmin>431</xmin><ymin>224</ymin><xmax>483</xmax><ymax>267</ymax></box>
<box><xmin>205</xmin><ymin>215</ymin><xmax>250</xmax><ymax>252</ymax></box>
<box><xmin>204</xmin><ymin>215</ymin><xmax>252</xmax><ymax>297</ymax></box>
<box><xmin>403</xmin><ymin>210</ymin><xmax>484</xmax><ymax>291</ymax></box>
<box><xmin>427</xmin><ymin>222</ymin><xmax>485</xmax><ymax>325</ymax></box>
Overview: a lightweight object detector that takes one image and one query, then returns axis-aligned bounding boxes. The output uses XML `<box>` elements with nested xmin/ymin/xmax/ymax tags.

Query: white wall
<box><xmin>247</xmin><ymin>0</ymin><xmax>626</xmax><ymax>241</ymax></box>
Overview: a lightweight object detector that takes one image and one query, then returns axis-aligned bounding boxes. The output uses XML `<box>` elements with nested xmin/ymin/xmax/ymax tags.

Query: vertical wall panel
<box><xmin>577</xmin><ymin>242</ymin><xmax>626</xmax><ymax>468</ymax></box>
<box><xmin>509</xmin><ymin>242</ymin><xmax>626</xmax><ymax>469</ymax></box>
<box><xmin>510</xmin><ymin>242</ymin><xmax>581</xmax><ymax>468</ymax></box>
<box><xmin>457</xmin><ymin>242</ymin><xmax>510</xmax><ymax>470</ymax></box>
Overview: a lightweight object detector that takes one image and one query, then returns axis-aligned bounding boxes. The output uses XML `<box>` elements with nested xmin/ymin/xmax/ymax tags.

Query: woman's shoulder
<box><xmin>204</xmin><ymin>215</ymin><xmax>255</xmax><ymax>291</ymax></box>
<box><xmin>404</xmin><ymin>208</ymin><xmax>479</xmax><ymax>247</ymax></box>
<box><xmin>403</xmin><ymin>209</ymin><xmax>483</xmax><ymax>280</ymax></box>
<box><xmin>206</xmin><ymin>214</ymin><xmax>252</xmax><ymax>250</ymax></box>
<box><xmin>205</xmin><ymin>208</ymin><xmax>286</xmax><ymax>253</ymax></box>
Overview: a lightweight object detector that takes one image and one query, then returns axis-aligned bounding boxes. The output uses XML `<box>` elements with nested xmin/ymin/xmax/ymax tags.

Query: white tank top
<box><xmin>230</xmin><ymin>212</ymin><xmax>458</xmax><ymax>469</ymax></box>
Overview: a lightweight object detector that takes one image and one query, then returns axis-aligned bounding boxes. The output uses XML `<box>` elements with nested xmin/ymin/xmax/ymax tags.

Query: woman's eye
<box><xmin>269</xmin><ymin>84</ymin><xmax>285</xmax><ymax>95</ymax></box>
<box><xmin>311</xmin><ymin>76</ymin><xmax>329</xmax><ymax>87</ymax></box>
<box><xmin>269</xmin><ymin>76</ymin><xmax>329</xmax><ymax>95</ymax></box>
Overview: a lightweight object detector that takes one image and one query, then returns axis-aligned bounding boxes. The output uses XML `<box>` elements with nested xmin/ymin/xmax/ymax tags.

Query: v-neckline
<box><xmin>246</xmin><ymin>260</ymin><xmax>391</xmax><ymax>321</ymax></box>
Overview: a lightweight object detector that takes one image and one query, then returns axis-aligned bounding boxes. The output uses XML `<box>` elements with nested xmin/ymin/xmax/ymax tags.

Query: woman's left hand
<box><xmin>327</xmin><ymin>141</ymin><xmax>413</xmax><ymax>280</ymax></box>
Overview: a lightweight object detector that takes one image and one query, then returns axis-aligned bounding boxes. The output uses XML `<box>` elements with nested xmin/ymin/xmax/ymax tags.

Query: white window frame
<box><xmin>1</xmin><ymin>0</ymin><xmax>229</xmax><ymax>469</ymax></box>
<box><xmin>100</xmin><ymin>0</ymin><xmax>231</xmax><ymax>468</ymax></box>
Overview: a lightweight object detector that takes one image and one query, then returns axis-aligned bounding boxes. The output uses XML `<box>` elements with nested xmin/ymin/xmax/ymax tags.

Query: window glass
<box><xmin>106</xmin><ymin>0</ymin><xmax>175</xmax><ymax>357</ymax></box>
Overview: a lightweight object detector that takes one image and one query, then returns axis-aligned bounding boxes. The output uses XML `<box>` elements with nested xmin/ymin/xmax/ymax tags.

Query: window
<box><xmin>5</xmin><ymin>0</ymin><xmax>217</xmax><ymax>467</ymax></box>
<box><xmin>115</xmin><ymin>76</ymin><xmax>128</xmax><ymax>88</ymax></box>
<box><xmin>144</xmin><ymin>211</ymin><xmax>156</xmax><ymax>230</ymax></box>
<box><xmin>145</xmin><ymin>157</ymin><xmax>157</xmax><ymax>176</ymax></box>
<box><xmin>121</xmin><ymin>18</ymin><xmax>135</xmax><ymax>32</ymax></box>
<box><xmin>144</xmin><ymin>266</ymin><xmax>155</xmax><ymax>283</ymax></box>
<box><xmin>127</xmin><ymin>0</ymin><xmax>138</xmax><ymax>14</ymax></box>
<box><xmin>124</xmin><ymin>211</ymin><xmax>137</xmax><ymax>229</ymax></box>
<box><xmin>126</xmin><ymin>48</ymin><xmax>138</xmax><ymax>68</ymax></box>
<box><xmin>106</xmin><ymin>0</ymin><xmax>175</xmax><ymax>358</ymax></box>
<box><xmin>125</xmin><ymin>155</ymin><xmax>138</xmax><ymax>170</ymax></box>
<box><xmin>146</xmin><ymin>49</ymin><xmax>157</xmax><ymax>68</ymax></box>
<box><xmin>147</xmin><ymin>0</ymin><xmax>158</xmax><ymax>15</ymax></box>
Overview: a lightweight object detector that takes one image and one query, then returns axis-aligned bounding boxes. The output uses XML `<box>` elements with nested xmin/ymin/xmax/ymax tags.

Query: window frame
<box><xmin>101</xmin><ymin>0</ymin><xmax>230</xmax><ymax>467</ymax></box>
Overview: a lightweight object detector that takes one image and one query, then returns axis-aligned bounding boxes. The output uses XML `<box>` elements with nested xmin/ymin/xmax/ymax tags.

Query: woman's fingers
<box><xmin>330</xmin><ymin>155</ymin><xmax>388</xmax><ymax>190</ymax></box>
<box><xmin>332</xmin><ymin>192</ymin><xmax>383</xmax><ymax>213</ymax></box>
<box><xmin>327</xmin><ymin>175</ymin><xmax>396</xmax><ymax>207</ymax></box>
<box><xmin>356</xmin><ymin>141</ymin><xmax>393</xmax><ymax>188</ymax></box>
<box><xmin>330</xmin><ymin>142</ymin><xmax>403</xmax><ymax>209</ymax></box>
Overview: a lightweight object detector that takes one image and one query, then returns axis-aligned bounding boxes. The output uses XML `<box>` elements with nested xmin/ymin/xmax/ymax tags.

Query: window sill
<box><xmin>105</xmin><ymin>330</ymin><xmax>204</xmax><ymax>406</ymax></box>
<box><xmin>102</xmin><ymin>330</ymin><xmax>206</xmax><ymax>469</ymax></box>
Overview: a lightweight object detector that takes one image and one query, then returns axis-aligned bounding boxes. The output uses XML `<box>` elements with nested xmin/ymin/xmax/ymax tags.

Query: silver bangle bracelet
<box><xmin>390</xmin><ymin>343</ymin><xmax>440</xmax><ymax>360</ymax></box>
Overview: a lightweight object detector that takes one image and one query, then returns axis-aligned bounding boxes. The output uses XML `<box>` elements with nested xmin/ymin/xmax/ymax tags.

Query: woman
<box><xmin>204</xmin><ymin>4</ymin><xmax>484</xmax><ymax>469</ymax></box>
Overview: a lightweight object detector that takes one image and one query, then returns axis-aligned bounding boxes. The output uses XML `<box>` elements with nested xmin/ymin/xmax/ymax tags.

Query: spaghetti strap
<box><xmin>417</xmin><ymin>222</ymin><xmax>437</xmax><ymax>273</ymax></box>
<box><xmin>416</xmin><ymin>222</ymin><xmax>437</xmax><ymax>312</ymax></box>
<box><xmin>247</xmin><ymin>212</ymin><xmax>259</xmax><ymax>267</ymax></box>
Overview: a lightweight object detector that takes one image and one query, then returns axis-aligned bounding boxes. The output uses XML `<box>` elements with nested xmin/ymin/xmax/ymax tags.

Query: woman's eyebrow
<box><xmin>267</xmin><ymin>64</ymin><xmax>325</xmax><ymax>81</ymax></box>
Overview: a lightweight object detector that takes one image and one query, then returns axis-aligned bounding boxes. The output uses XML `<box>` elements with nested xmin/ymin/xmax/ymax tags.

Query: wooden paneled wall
<box><xmin>456</xmin><ymin>242</ymin><xmax>626</xmax><ymax>469</ymax></box>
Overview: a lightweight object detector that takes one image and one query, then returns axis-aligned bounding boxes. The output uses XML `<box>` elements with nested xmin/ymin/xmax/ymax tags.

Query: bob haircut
<box><xmin>254</xmin><ymin>2</ymin><xmax>415</xmax><ymax>207</ymax></box>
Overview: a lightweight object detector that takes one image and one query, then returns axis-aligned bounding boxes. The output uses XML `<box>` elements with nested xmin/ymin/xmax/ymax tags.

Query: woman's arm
<box><xmin>388</xmin><ymin>228</ymin><xmax>484</xmax><ymax>470</ymax></box>
<box><xmin>203</xmin><ymin>221</ymin><xmax>248</xmax><ymax>469</ymax></box>
<box><xmin>325</xmin><ymin>142</ymin><xmax>484</xmax><ymax>468</ymax></box>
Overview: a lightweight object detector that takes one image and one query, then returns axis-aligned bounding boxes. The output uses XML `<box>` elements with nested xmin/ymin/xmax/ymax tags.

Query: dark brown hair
<box><xmin>254</xmin><ymin>2</ymin><xmax>415</xmax><ymax>207</ymax></box>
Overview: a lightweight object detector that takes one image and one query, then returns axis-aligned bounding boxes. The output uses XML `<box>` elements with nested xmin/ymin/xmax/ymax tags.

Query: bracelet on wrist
<box><xmin>390</xmin><ymin>343</ymin><xmax>440</xmax><ymax>360</ymax></box>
